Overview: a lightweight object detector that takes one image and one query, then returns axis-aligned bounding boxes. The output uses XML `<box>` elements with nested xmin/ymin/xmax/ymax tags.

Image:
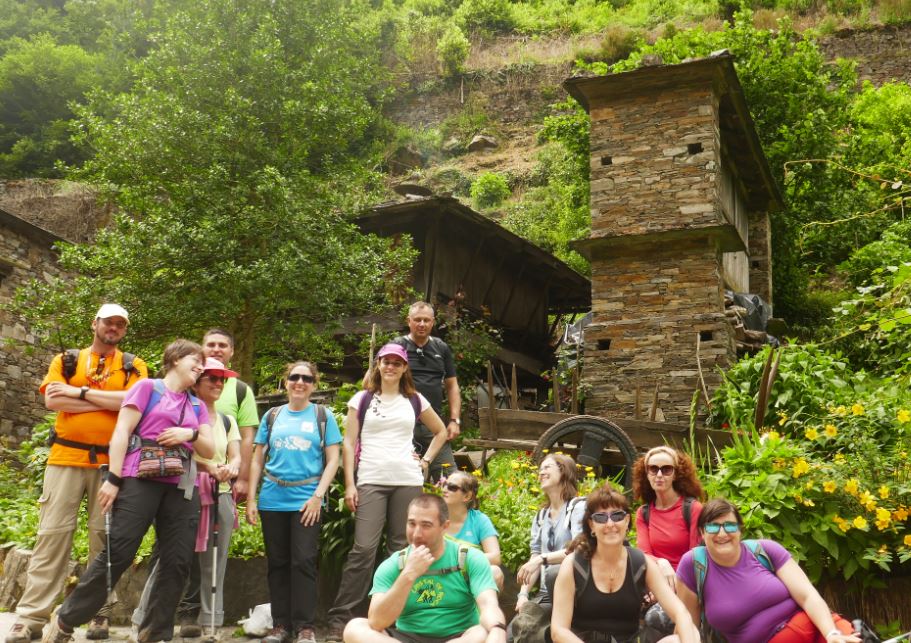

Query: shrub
<box><xmin>596</xmin><ymin>24</ymin><xmax>641</xmax><ymax>64</ymax></box>
<box><xmin>437</xmin><ymin>24</ymin><xmax>470</xmax><ymax>77</ymax></box>
<box><xmin>454</xmin><ymin>0</ymin><xmax>516</xmax><ymax>35</ymax></box>
<box><xmin>880</xmin><ymin>0</ymin><xmax>911</xmax><ymax>23</ymax></box>
<box><xmin>470</xmin><ymin>172</ymin><xmax>511</xmax><ymax>209</ymax></box>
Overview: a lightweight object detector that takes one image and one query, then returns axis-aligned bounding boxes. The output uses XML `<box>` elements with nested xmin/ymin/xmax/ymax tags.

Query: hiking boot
<box><xmin>41</xmin><ymin>619</ymin><xmax>73</xmax><ymax>643</ymax></box>
<box><xmin>325</xmin><ymin>625</ymin><xmax>344</xmax><ymax>643</ymax></box>
<box><xmin>85</xmin><ymin>616</ymin><xmax>110</xmax><ymax>640</ymax></box>
<box><xmin>5</xmin><ymin>622</ymin><xmax>38</xmax><ymax>643</ymax></box>
<box><xmin>179</xmin><ymin>624</ymin><xmax>203</xmax><ymax>638</ymax></box>
<box><xmin>262</xmin><ymin>626</ymin><xmax>291</xmax><ymax>643</ymax></box>
<box><xmin>294</xmin><ymin>628</ymin><xmax>316</xmax><ymax>643</ymax></box>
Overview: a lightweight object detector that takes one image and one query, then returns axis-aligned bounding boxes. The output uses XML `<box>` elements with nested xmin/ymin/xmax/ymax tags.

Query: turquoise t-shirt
<box><xmin>371</xmin><ymin>538</ymin><xmax>498</xmax><ymax>638</ymax></box>
<box><xmin>453</xmin><ymin>509</ymin><xmax>498</xmax><ymax>548</ymax></box>
<box><xmin>253</xmin><ymin>403</ymin><xmax>342</xmax><ymax>511</ymax></box>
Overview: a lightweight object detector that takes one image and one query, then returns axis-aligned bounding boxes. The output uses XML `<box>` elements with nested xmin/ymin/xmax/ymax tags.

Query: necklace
<box><xmin>85</xmin><ymin>350</ymin><xmax>114</xmax><ymax>387</ymax></box>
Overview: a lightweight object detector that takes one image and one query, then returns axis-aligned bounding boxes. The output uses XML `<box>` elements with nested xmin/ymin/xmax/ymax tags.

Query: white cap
<box><xmin>95</xmin><ymin>303</ymin><xmax>129</xmax><ymax>323</ymax></box>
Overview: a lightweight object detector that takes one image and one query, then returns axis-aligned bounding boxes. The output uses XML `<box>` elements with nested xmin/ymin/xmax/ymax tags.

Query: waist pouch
<box><xmin>136</xmin><ymin>440</ymin><xmax>186</xmax><ymax>478</ymax></box>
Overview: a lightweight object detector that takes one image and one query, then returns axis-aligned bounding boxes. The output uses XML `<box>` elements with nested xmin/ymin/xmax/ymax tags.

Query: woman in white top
<box><xmin>326</xmin><ymin>343</ymin><xmax>448</xmax><ymax>636</ymax></box>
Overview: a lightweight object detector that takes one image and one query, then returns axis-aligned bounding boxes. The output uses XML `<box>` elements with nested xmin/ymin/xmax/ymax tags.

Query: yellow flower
<box><xmin>778</xmin><ymin>413</ymin><xmax>789</xmax><ymax>426</ymax></box>
<box><xmin>833</xmin><ymin>516</ymin><xmax>850</xmax><ymax>532</ymax></box>
<box><xmin>824</xmin><ymin>424</ymin><xmax>838</xmax><ymax>438</ymax></box>
<box><xmin>904</xmin><ymin>534</ymin><xmax>911</xmax><ymax>547</ymax></box>
<box><xmin>898</xmin><ymin>409</ymin><xmax>911</xmax><ymax>424</ymax></box>
<box><xmin>880</xmin><ymin>486</ymin><xmax>890</xmax><ymax>499</ymax></box>
<box><xmin>542</xmin><ymin>449</ymin><xmax>550</xmax><ymax>454</ymax></box>
<box><xmin>834</xmin><ymin>405</ymin><xmax>847</xmax><ymax>416</ymax></box>
<box><xmin>472</xmin><ymin>470</ymin><xmax>482</xmax><ymax>477</ymax></box>
<box><xmin>894</xmin><ymin>507</ymin><xmax>909</xmax><ymax>521</ymax></box>
<box><xmin>804</xmin><ymin>427</ymin><xmax>819</xmax><ymax>440</ymax></box>
<box><xmin>511</xmin><ymin>461</ymin><xmax>520</xmax><ymax>469</ymax></box>
<box><xmin>876</xmin><ymin>507</ymin><xmax>892</xmax><ymax>525</ymax></box>
<box><xmin>531</xmin><ymin>487</ymin><xmax>540</xmax><ymax>493</ymax></box>
<box><xmin>834</xmin><ymin>453</ymin><xmax>845</xmax><ymax>463</ymax></box>
<box><xmin>585</xmin><ymin>466</ymin><xmax>594</xmax><ymax>472</ymax></box>
<box><xmin>586</xmin><ymin>471</ymin><xmax>595</xmax><ymax>479</ymax></box>
<box><xmin>844</xmin><ymin>479</ymin><xmax>859</xmax><ymax>496</ymax></box>
<box><xmin>803</xmin><ymin>499</ymin><xmax>815</xmax><ymax>507</ymax></box>
<box><xmin>853</xmin><ymin>516</ymin><xmax>869</xmax><ymax>530</ymax></box>
<box><xmin>805</xmin><ymin>481</ymin><xmax>815</xmax><ymax>491</ymax></box>
<box><xmin>442</xmin><ymin>463</ymin><xmax>451</xmax><ymax>468</ymax></box>
<box><xmin>792</xmin><ymin>458</ymin><xmax>810</xmax><ymax>478</ymax></box>
<box><xmin>852</xmin><ymin>403</ymin><xmax>865</xmax><ymax>416</ymax></box>
<box><xmin>859</xmin><ymin>490</ymin><xmax>875</xmax><ymax>505</ymax></box>
<box><xmin>823</xmin><ymin>481</ymin><xmax>837</xmax><ymax>493</ymax></box>
<box><xmin>765</xmin><ymin>430</ymin><xmax>781</xmax><ymax>442</ymax></box>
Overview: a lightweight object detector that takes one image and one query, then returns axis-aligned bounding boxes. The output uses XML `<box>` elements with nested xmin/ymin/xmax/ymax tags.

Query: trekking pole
<box><xmin>99</xmin><ymin>464</ymin><xmax>113</xmax><ymax>598</ymax></box>
<box><xmin>202</xmin><ymin>475</ymin><xmax>220</xmax><ymax>643</ymax></box>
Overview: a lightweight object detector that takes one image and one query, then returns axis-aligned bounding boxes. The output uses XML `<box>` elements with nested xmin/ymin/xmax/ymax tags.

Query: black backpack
<box><xmin>641</xmin><ymin>496</ymin><xmax>696</xmax><ymax>530</ymax></box>
<box><xmin>61</xmin><ymin>348</ymin><xmax>139</xmax><ymax>387</ymax></box>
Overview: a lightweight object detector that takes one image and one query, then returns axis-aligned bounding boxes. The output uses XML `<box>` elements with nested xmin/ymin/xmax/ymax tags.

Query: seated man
<box><xmin>344</xmin><ymin>494</ymin><xmax>507</xmax><ymax>643</ymax></box>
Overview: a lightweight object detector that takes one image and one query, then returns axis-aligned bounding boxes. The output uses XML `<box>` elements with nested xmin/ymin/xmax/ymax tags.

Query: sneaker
<box><xmin>294</xmin><ymin>628</ymin><xmax>316</xmax><ymax>643</ymax></box>
<box><xmin>179</xmin><ymin>624</ymin><xmax>203</xmax><ymax>638</ymax></box>
<box><xmin>85</xmin><ymin>617</ymin><xmax>110</xmax><ymax>640</ymax></box>
<box><xmin>325</xmin><ymin>625</ymin><xmax>344</xmax><ymax>643</ymax></box>
<box><xmin>41</xmin><ymin>619</ymin><xmax>73</xmax><ymax>643</ymax></box>
<box><xmin>262</xmin><ymin>626</ymin><xmax>290</xmax><ymax>643</ymax></box>
<box><xmin>5</xmin><ymin>622</ymin><xmax>37</xmax><ymax>643</ymax></box>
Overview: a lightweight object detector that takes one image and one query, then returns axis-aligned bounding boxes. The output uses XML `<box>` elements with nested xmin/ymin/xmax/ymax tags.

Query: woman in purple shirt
<box><xmin>676</xmin><ymin>499</ymin><xmax>859</xmax><ymax>643</ymax></box>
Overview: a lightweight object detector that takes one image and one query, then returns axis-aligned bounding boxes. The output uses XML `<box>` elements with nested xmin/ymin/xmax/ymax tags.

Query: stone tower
<box><xmin>564</xmin><ymin>53</ymin><xmax>782</xmax><ymax>423</ymax></box>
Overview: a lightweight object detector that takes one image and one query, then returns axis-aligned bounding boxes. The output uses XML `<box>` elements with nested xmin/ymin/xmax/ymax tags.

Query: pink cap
<box><xmin>201</xmin><ymin>357</ymin><xmax>238</xmax><ymax>379</ymax></box>
<box><xmin>376</xmin><ymin>343</ymin><xmax>408</xmax><ymax>363</ymax></box>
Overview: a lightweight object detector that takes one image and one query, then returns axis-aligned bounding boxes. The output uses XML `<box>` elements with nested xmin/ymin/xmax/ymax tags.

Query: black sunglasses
<box><xmin>445</xmin><ymin>483</ymin><xmax>465</xmax><ymax>493</ymax></box>
<box><xmin>197</xmin><ymin>373</ymin><xmax>226</xmax><ymax>384</ymax></box>
<box><xmin>647</xmin><ymin>464</ymin><xmax>675</xmax><ymax>476</ymax></box>
<box><xmin>288</xmin><ymin>373</ymin><xmax>315</xmax><ymax>383</ymax></box>
<box><xmin>591</xmin><ymin>510</ymin><xmax>628</xmax><ymax>524</ymax></box>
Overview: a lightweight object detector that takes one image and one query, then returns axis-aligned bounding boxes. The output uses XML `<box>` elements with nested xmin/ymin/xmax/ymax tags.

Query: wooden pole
<box><xmin>487</xmin><ymin>362</ymin><xmax>498</xmax><ymax>440</ymax></box>
<box><xmin>369</xmin><ymin>323</ymin><xmax>377</xmax><ymax>365</ymax></box>
<box><xmin>570</xmin><ymin>368</ymin><xmax>579</xmax><ymax>414</ymax></box>
<box><xmin>552</xmin><ymin>369</ymin><xmax>561</xmax><ymax>413</ymax></box>
<box><xmin>510</xmin><ymin>364</ymin><xmax>519</xmax><ymax>410</ymax></box>
<box><xmin>634</xmin><ymin>381</ymin><xmax>641</xmax><ymax>420</ymax></box>
<box><xmin>649</xmin><ymin>382</ymin><xmax>660</xmax><ymax>422</ymax></box>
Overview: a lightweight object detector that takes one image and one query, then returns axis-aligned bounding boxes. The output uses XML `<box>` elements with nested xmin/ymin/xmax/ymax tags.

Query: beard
<box><xmin>96</xmin><ymin>329</ymin><xmax>121</xmax><ymax>346</ymax></box>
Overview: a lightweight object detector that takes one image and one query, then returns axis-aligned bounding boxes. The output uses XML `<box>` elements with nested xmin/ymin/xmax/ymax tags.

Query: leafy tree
<box><xmin>11</xmin><ymin>0</ymin><xmax>413</xmax><ymax>382</ymax></box>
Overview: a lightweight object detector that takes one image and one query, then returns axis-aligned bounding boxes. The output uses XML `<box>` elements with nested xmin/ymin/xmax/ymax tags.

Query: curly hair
<box><xmin>631</xmin><ymin>446</ymin><xmax>704</xmax><ymax>505</ymax></box>
<box><xmin>567</xmin><ymin>485</ymin><xmax>630</xmax><ymax>560</ymax></box>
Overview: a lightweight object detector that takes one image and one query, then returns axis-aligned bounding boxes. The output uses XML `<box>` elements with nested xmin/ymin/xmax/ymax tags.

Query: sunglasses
<box><xmin>288</xmin><ymin>373</ymin><xmax>315</xmax><ymax>383</ymax></box>
<box><xmin>591</xmin><ymin>510</ymin><xmax>628</xmax><ymax>524</ymax></box>
<box><xmin>197</xmin><ymin>374</ymin><xmax>226</xmax><ymax>384</ymax></box>
<box><xmin>445</xmin><ymin>483</ymin><xmax>465</xmax><ymax>493</ymax></box>
<box><xmin>704</xmin><ymin>521</ymin><xmax>740</xmax><ymax>534</ymax></box>
<box><xmin>647</xmin><ymin>464</ymin><xmax>675</xmax><ymax>476</ymax></box>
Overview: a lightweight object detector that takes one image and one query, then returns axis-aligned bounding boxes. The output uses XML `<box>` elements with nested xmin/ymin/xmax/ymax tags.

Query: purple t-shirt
<box><xmin>121</xmin><ymin>378</ymin><xmax>210</xmax><ymax>484</ymax></box>
<box><xmin>677</xmin><ymin>539</ymin><xmax>796</xmax><ymax>643</ymax></box>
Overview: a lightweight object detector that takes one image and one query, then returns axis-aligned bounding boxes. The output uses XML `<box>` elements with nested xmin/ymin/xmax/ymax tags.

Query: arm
<box><xmin>635</xmin><ymin>506</ymin><xmax>653</xmax><ymax>555</ymax></box>
<box><xmin>777</xmin><ymin>559</ymin><xmax>860</xmax><ymax>643</ymax></box>
<box><xmin>224</xmin><ymin>438</ymin><xmax>241</xmax><ymax>479</ymax></box>
<box><xmin>45</xmin><ymin>383</ymin><xmax>128</xmax><ymax>413</ymax></box>
<box><xmin>368</xmin><ymin>546</ymin><xmax>435</xmax><ymax>631</ymax></box>
<box><xmin>301</xmin><ymin>443</ymin><xmax>340</xmax><ymax>526</ymax></box>
<box><xmin>475</xmin><ymin>589</ymin><xmax>507</xmax><ymax>643</ymax></box>
<box><xmin>418</xmin><ymin>405</ymin><xmax>448</xmax><ymax>467</ymax></box>
<box><xmin>97</xmin><ymin>405</ymin><xmax>142</xmax><ymax>513</ymax></box>
<box><xmin>444</xmin><ymin>375</ymin><xmax>461</xmax><ymax>440</ymax></box>
<box><xmin>481</xmin><ymin>536</ymin><xmax>501</xmax><ymax>566</ymax></box>
<box><xmin>549</xmin><ymin>555</ymin><xmax>583</xmax><ymax>643</ymax></box>
<box><xmin>245</xmin><ymin>443</ymin><xmax>266</xmax><ymax>525</ymax></box>
<box><xmin>233</xmin><ymin>425</ymin><xmax>256</xmax><ymax>499</ymax></box>
<box><xmin>646</xmin><ymin>557</ymin><xmax>699</xmax><ymax>643</ymax></box>
<box><xmin>343</xmin><ymin>406</ymin><xmax>361</xmax><ymax>512</ymax></box>
<box><xmin>675</xmin><ymin>582</ymin><xmax>702</xmax><ymax>632</ymax></box>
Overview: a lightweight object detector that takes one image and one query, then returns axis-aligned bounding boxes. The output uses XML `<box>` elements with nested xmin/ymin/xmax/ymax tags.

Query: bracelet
<box><xmin>518</xmin><ymin>591</ymin><xmax>529</xmax><ymax>598</ymax></box>
<box><xmin>106</xmin><ymin>471</ymin><xmax>124</xmax><ymax>488</ymax></box>
<box><xmin>541</xmin><ymin>553</ymin><xmax>549</xmax><ymax>565</ymax></box>
<box><xmin>189</xmin><ymin>429</ymin><xmax>199</xmax><ymax>443</ymax></box>
<box><xmin>79</xmin><ymin>386</ymin><xmax>89</xmax><ymax>400</ymax></box>
<box><xmin>825</xmin><ymin>630</ymin><xmax>841</xmax><ymax>639</ymax></box>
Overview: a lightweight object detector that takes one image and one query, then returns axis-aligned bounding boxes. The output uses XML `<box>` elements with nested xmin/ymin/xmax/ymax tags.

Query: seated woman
<box><xmin>442</xmin><ymin>469</ymin><xmax>505</xmax><ymax>589</ymax></box>
<box><xmin>676</xmin><ymin>498</ymin><xmax>860</xmax><ymax>643</ymax></box>
<box><xmin>633</xmin><ymin>447</ymin><xmax>705</xmax><ymax>642</ymax></box>
<box><xmin>550</xmin><ymin>485</ymin><xmax>698</xmax><ymax>643</ymax></box>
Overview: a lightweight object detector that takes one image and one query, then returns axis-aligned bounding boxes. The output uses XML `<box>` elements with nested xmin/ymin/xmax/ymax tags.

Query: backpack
<box><xmin>61</xmin><ymin>348</ymin><xmax>139</xmax><ymax>387</ymax></box>
<box><xmin>127</xmin><ymin>379</ymin><xmax>203</xmax><ymax>451</ymax></box>
<box><xmin>235</xmin><ymin>379</ymin><xmax>248</xmax><ymax>406</ymax></box>
<box><xmin>262</xmin><ymin>403</ymin><xmax>328</xmax><ymax>463</ymax></box>
<box><xmin>641</xmin><ymin>496</ymin><xmax>696</xmax><ymax>530</ymax></box>
<box><xmin>533</xmin><ymin>496</ymin><xmax>587</xmax><ymax>538</ymax></box>
<box><xmin>396</xmin><ymin>542</ymin><xmax>472</xmax><ymax>592</ymax></box>
<box><xmin>572</xmin><ymin>546</ymin><xmax>648</xmax><ymax>603</ymax></box>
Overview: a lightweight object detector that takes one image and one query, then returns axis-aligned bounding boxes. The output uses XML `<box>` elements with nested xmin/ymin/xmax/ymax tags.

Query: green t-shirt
<box><xmin>215</xmin><ymin>377</ymin><xmax>259</xmax><ymax>429</ymax></box>
<box><xmin>371</xmin><ymin>538</ymin><xmax>498</xmax><ymax>638</ymax></box>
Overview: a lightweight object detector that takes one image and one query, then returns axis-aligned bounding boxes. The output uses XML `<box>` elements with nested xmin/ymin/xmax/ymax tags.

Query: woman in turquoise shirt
<box><xmin>442</xmin><ymin>469</ymin><xmax>504</xmax><ymax>589</ymax></box>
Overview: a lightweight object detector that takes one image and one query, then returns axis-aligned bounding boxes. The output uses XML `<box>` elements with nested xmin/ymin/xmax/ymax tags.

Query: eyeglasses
<box><xmin>704</xmin><ymin>521</ymin><xmax>740</xmax><ymax>534</ymax></box>
<box><xmin>591</xmin><ymin>510</ymin><xmax>628</xmax><ymax>524</ymax></box>
<box><xmin>647</xmin><ymin>464</ymin><xmax>675</xmax><ymax>477</ymax></box>
<box><xmin>445</xmin><ymin>483</ymin><xmax>465</xmax><ymax>493</ymax></box>
<box><xmin>288</xmin><ymin>373</ymin><xmax>315</xmax><ymax>383</ymax></box>
<box><xmin>415</xmin><ymin>347</ymin><xmax>425</xmax><ymax>363</ymax></box>
<box><xmin>198</xmin><ymin>374</ymin><xmax>226</xmax><ymax>384</ymax></box>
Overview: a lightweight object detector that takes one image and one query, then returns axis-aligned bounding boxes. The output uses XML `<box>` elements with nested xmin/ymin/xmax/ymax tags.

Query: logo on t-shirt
<box><xmin>275</xmin><ymin>436</ymin><xmax>313</xmax><ymax>452</ymax></box>
<box><xmin>412</xmin><ymin>578</ymin><xmax>444</xmax><ymax>606</ymax></box>
<box><xmin>300</xmin><ymin>420</ymin><xmax>315</xmax><ymax>434</ymax></box>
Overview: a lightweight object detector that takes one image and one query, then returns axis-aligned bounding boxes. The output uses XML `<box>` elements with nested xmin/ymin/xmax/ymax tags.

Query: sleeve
<box><xmin>417</xmin><ymin>393</ymin><xmax>431</xmax><ymax>413</ymax></box>
<box><xmin>253</xmin><ymin>412</ymin><xmax>270</xmax><ymax>446</ymax></box>
<box><xmin>122</xmin><ymin>378</ymin><xmax>154</xmax><ymax>411</ymax></box>
<box><xmin>39</xmin><ymin>354</ymin><xmax>65</xmax><ymax>394</ymax></box>
<box><xmin>676</xmin><ymin>550</ymin><xmax>697</xmax><ymax>593</ymax></box>
<box><xmin>226</xmin><ymin>415</ymin><xmax>241</xmax><ymax>443</ymax></box>
<box><xmin>325</xmin><ymin>409</ymin><xmax>343</xmax><ymax>446</ymax></box>
<box><xmin>635</xmin><ymin>505</ymin><xmax>653</xmax><ymax>555</ymax></box>
<box><xmin>569</xmin><ymin>498</ymin><xmax>586</xmax><ymax>538</ymax></box>
<box><xmin>466</xmin><ymin>547</ymin><xmax>498</xmax><ymax>597</ymax></box>
<box><xmin>761</xmin><ymin>539</ymin><xmax>793</xmax><ymax>571</ymax></box>
<box><xmin>128</xmin><ymin>357</ymin><xmax>150</xmax><ymax>386</ymax></box>
<box><xmin>195</xmin><ymin>403</ymin><xmax>210</xmax><ymax>427</ymax></box>
<box><xmin>688</xmin><ymin>501</ymin><xmax>703</xmax><ymax>549</ymax></box>
<box><xmin>347</xmin><ymin>390</ymin><xmax>366</xmax><ymax>411</ymax></box>
<box><xmin>475</xmin><ymin>510</ymin><xmax>499</xmax><ymax>539</ymax></box>
<box><xmin>370</xmin><ymin>553</ymin><xmax>401</xmax><ymax>596</ymax></box>
<box><xmin>440</xmin><ymin>340</ymin><xmax>457</xmax><ymax>379</ymax></box>
<box><xmin>234</xmin><ymin>379</ymin><xmax>260</xmax><ymax>427</ymax></box>
<box><xmin>530</xmin><ymin>511</ymin><xmax>542</xmax><ymax>556</ymax></box>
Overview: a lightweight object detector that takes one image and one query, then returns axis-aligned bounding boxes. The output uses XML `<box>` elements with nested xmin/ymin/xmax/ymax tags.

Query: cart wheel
<box><xmin>533</xmin><ymin>416</ymin><xmax>638</xmax><ymax>489</ymax></box>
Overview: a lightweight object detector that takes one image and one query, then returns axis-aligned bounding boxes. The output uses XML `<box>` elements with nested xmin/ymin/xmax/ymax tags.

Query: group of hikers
<box><xmin>5</xmin><ymin>299</ymin><xmax>865</xmax><ymax>643</ymax></box>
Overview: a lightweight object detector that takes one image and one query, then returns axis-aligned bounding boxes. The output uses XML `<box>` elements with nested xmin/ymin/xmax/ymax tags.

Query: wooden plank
<box><xmin>552</xmin><ymin>369</ymin><xmax>561</xmax><ymax>413</ymax></box>
<box><xmin>510</xmin><ymin>364</ymin><xmax>518</xmax><ymax>410</ymax></box>
<box><xmin>478</xmin><ymin>407</ymin><xmax>569</xmax><ymax>441</ymax></box>
<box><xmin>486</xmin><ymin>362</ymin><xmax>498</xmax><ymax>440</ymax></box>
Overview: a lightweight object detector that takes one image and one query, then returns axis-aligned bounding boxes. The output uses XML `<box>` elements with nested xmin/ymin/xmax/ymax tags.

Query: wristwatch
<box><xmin>189</xmin><ymin>429</ymin><xmax>199</xmax><ymax>443</ymax></box>
<box><xmin>450</xmin><ymin>418</ymin><xmax>461</xmax><ymax>425</ymax></box>
<box><xmin>79</xmin><ymin>386</ymin><xmax>89</xmax><ymax>400</ymax></box>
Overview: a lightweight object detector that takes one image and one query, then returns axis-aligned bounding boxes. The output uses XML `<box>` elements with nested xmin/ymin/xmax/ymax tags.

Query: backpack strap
<box><xmin>682</xmin><ymin>497</ymin><xmax>695</xmax><ymax>530</ymax></box>
<box><xmin>565</xmin><ymin>496</ymin><xmax>586</xmax><ymax>531</ymax></box>
<box><xmin>315</xmin><ymin>403</ymin><xmax>327</xmax><ymax>448</ymax></box>
<box><xmin>356</xmin><ymin>391</ymin><xmax>374</xmax><ymax>431</ymax></box>
<box><xmin>235</xmin><ymin>379</ymin><xmax>248</xmax><ymax>405</ymax></box>
<box><xmin>572</xmin><ymin>553</ymin><xmax>591</xmax><ymax>603</ymax></box>
<box><xmin>263</xmin><ymin>405</ymin><xmax>285</xmax><ymax>463</ymax></box>
<box><xmin>61</xmin><ymin>348</ymin><xmax>81</xmax><ymax>382</ymax></box>
<box><xmin>397</xmin><ymin>544</ymin><xmax>472</xmax><ymax>590</ymax></box>
<box><xmin>744</xmin><ymin>539</ymin><xmax>775</xmax><ymax>573</ymax></box>
<box><xmin>693</xmin><ymin>545</ymin><xmax>708</xmax><ymax>609</ymax></box>
<box><xmin>122</xmin><ymin>352</ymin><xmax>137</xmax><ymax>386</ymax></box>
<box><xmin>627</xmin><ymin>546</ymin><xmax>647</xmax><ymax>598</ymax></box>
<box><xmin>409</xmin><ymin>393</ymin><xmax>422</xmax><ymax>420</ymax></box>
<box><xmin>642</xmin><ymin>502</ymin><xmax>650</xmax><ymax>526</ymax></box>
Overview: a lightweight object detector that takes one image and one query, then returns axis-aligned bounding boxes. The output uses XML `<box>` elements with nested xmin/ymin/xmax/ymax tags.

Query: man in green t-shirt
<box><xmin>344</xmin><ymin>495</ymin><xmax>506</xmax><ymax>643</ymax></box>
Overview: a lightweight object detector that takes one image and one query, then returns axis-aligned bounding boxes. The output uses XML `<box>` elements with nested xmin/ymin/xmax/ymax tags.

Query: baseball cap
<box><xmin>376</xmin><ymin>343</ymin><xmax>408</xmax><ymax>363</ymax></box>
<box><xmin>201</xmin><ymin>357</ymin><xmax>238</xmax><ymax>379</ymax></box>
<box><xmin>95</xmin><ymin>303</ymin><xmax>129</xmax><ymax>322</ymax></box>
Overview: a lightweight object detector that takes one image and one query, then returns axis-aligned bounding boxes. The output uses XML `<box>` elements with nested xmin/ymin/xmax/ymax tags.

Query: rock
<box><xmin>387</xmin><ymin>145</ymin><xmax>425</xmax><ymax>175</ymax></box>
<box><xmin>442</xmin><ymin>137</ymin><xmax>464</xmax><ymax>155</ymax></box>
<box><xmin>467</xmin><ymin>135</ymin><xmax>498</xmax><ymax>152</ymax></box>
<box><xmin>0</xmin><ymin>547</ymin><xmax>31</xmax><ymax>611</ymax></box>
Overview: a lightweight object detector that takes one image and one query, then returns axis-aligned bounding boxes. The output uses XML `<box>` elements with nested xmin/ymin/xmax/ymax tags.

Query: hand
<box><xmin>246</xmin><ymin>501</ymin><xmax>259</xmax><ymax>525</ymax></box>
<box><xmin>300</xmin><ymin>495</ymin><xmax>322</xmax><ymax>526</ymax></box>
<box><xmin>213</xmin><ymin>464</ymin><xmax>233</xmax><ymax>483</ymax></box>
<box><xmin>98</xmin><ymin>480</ymin><xmax>120</xmax><ymax>514</ymax></box>
<box><xmin>656</xmin><ymin>558</ymin><xmax>676</xmax><ymax>592</ymax></box>
<box><xmin>486</xmin><ymin>625</ymin><xmax>507</xmax><ymax>643</ymax></box>
<box><xmin>345</xmin><ymin>485</ymin><xmax>358</xmax><ymax>512</ymax></box>
<box><xmin>515</xmin><ymin>594</ymin><xmax>529</xmax><ymax>610</ymax></box>
<box><xmin>233</xmin><ymin>478</ymin><xmax>249</xmax><ymax>503</ymax></box>
<box><xmin>446</xmin><ymin>420</ymin><xmax>461</xmax><ymax>440</ymax></box>
<box><xmin>420</xmin><ymin>459</ymin><xmax>430</xmax><ymax>482</ymax></box>
<box><xmin>45</xmin><ymin>382</ymin><xmax>80</xmax><ymax>399</ymax></box>
<box><xmin>402</xmin><ymin>545</ymin><xmax>435</xmax><ymax>579</ymax></box>
<box><xmin>517</xmin><ymin>557</ymin><xmax>543</xmax><ymax>586</ymax></box>
<box><xmin>828</xmin><ymin>634</ymin><xmax>861</xmax><ymax>643</ymax></box>
<box><xmin>158</xmin><ymin>427</ymin><xmax>192</xmax><ymax>446</ymax></box>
